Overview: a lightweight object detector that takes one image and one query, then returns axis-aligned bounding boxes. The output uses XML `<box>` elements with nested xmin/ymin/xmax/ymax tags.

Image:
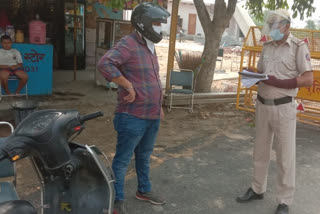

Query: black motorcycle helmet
<box><xmin>131</xmin><ymin>2</ymin><xmax>170</xmax><ymax>43</ymax></box>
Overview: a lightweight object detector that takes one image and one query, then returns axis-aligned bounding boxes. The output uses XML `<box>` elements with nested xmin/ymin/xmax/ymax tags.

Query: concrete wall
<box><xmin>232</xmin><ymin>4</ymin><xmax>256</xmax><ymax>40</ymax></box>
<box><xmin>224</xmin><ymin>16</ymin><xmax>240</xmax><ymax>41</ymax></box>
<box><xmin>162</xmin><ymin>2</ymin><xmax>214</xmax><ymax>37</ymax></box>
<box><xmin>162</xmin><ymin>2</ymin><xmax>244</xmax><ymax>43</ymax></box>
<box><xmin>86</xmin><ymin>28</ymin><xmax>96</xmax><ymax>66</ymax></box>
<box><xmin>85</xmin><ymin>3</ymin><xmax>124</xmax><ymax>67</ymax></box>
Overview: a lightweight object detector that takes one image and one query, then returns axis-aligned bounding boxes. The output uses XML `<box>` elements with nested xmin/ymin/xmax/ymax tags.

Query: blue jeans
<box><xmin>112</xmin><ymin>113</ymin><xmax>160</xmax><ymax>201</ymax></box>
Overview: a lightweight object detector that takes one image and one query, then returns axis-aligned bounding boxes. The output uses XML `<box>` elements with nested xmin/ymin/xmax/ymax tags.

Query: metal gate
<box><xmin>236</xmin><ymin>26</ymin><xmax>320</xmax><ymax>126</ymax></box>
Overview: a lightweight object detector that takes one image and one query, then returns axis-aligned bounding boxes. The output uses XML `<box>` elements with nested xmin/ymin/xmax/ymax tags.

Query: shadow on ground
<box><xmin>124</xmin><ymin>123</ymin><xmax>320</xmax><ymax>214</ymax></box>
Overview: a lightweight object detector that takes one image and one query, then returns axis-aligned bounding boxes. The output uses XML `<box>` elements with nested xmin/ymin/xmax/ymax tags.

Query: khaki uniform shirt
<box><xmin>257</xmin><ymin>33</ymin><xmax>312</xmax><ymax>99</ymax></box>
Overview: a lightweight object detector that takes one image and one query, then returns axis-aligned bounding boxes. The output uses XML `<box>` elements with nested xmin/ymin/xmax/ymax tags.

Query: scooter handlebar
<box><xmin>79</xmin><ymin>111</ymin><xmax>104</xmax><ymax>123</ymax></box>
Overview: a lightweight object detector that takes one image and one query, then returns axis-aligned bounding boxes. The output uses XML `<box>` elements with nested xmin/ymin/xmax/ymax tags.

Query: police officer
<box><xmin>236</xmin><ymin>9</ymin><xmax>313</xmax><ymax>214</ymax></box>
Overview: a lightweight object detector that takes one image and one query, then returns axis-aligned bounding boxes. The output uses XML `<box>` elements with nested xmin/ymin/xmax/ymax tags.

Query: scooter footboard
<box><xmin>37</xmin><ymin>145</ymin><xmax>115</xmax><ymax>214</ymax></box>
<box><xmin>85</xmin><ymin>145</ymin><xmax>115</xmax><ymax>214</ymax></box>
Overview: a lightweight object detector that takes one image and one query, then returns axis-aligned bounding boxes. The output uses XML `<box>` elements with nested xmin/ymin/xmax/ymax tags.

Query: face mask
<box><xmin>152</xmin><ymin>25</ymin><xmax>162</xmax><ymax>34</ymax></box>
<box><xmin>145</xmin><ymin>38</ymin><xmax>155</xmax><ymax>55</ymax></box>
<box><xmin>269</xmin><ymin>25</ymin><xmax>286</xmax><ymax>41</ymax></box>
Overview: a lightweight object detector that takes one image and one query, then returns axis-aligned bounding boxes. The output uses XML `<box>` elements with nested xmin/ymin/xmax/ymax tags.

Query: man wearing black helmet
<box><xmin>98</xmin><ymin>3</ymin><xmax>170</xmax><ymax>214</ymax></box>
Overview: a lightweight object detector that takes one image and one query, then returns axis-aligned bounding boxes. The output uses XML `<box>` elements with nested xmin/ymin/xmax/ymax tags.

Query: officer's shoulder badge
<box><xmin>290</xmin><ymin>36</ymin><xmax>302</xmax><ymax>45</ymax></box>
<box><xmin>305</xmin><ymin>53</ymin><xmax>311</xmax><ymax>61</ymax></box>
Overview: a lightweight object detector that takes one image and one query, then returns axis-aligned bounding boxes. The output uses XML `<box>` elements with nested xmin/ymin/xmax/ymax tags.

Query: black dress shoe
<box><xmin>275</xmin><ymin>204</ymin><xmax>289</xmax><ymax>214</ymax></box>
<box><xmin>236</xmin><ymin>187</ymin><xmax>264</xmax><ymax>203</ymax></box>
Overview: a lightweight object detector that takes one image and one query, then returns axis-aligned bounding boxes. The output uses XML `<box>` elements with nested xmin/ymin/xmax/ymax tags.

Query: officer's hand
<box><xmin>124</xmin><ymin>88</ymin><xmax>136</xmax><ymax>103</ymax></box>
<box><xmin>262</xmin><ymin>75</ymin><xmax>297</xmax><ymax>89</ymax></box>
<box><xmin>262</xmin><ymin>75</ymin><xmax>278</xmax><ymax>85</ymax></box>
<box><xmin>243</xmin><ymin>67</ymin><xmax>256</xmax><ymax>73</ymax></box>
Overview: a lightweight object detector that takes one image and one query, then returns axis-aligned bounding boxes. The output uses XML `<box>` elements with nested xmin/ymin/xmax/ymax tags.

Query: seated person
<box><xmin>0</xmin><ymin>35</ymin><xmax>28</xmax><ymax>95</ymax></box>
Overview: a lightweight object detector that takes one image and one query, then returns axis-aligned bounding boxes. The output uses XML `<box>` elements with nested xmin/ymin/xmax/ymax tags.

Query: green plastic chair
<box><xmin>168</xmin><ymin>69</ymin><xmax>194</xmax><ymax>112</ymax></box>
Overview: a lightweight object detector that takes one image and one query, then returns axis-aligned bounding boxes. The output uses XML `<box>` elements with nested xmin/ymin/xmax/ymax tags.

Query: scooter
<box><xmin>0</xmin><ymin>109</ymin><xmax>115</xmax><ymax>214</ymax></box>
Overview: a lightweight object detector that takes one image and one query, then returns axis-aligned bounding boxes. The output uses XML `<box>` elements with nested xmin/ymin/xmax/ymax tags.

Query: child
<box><xmin>0</xmin><ymin>35</ymin><xmax>28</xmax><ymax>95</ymax></box>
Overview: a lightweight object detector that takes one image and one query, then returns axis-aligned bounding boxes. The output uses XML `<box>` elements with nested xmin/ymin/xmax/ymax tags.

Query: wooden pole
<box><xmin>73</xmin><ymin>0</ymin><xmax>77</xmax><ymax>80</ymax></box>
<box><xmin>165</xmin><ymin>0</ymin><xmax>179</xmax><ymax>94</ymax></box>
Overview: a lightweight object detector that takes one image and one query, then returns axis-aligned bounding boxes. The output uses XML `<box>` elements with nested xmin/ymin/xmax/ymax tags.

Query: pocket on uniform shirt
<box><xmin>280</xmin><ymin>56</ymin><xmax>296</xmax><ymax>71</ymax></box>
<box><xmin>262</xmin><ymin>58</ymin><xmax>271</xmax><ymax>72</ymax></box>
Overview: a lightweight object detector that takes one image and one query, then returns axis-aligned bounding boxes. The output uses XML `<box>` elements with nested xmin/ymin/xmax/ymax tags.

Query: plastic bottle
<box><xmin>16</xmin><ymin>30</ymin><xmax>24</xmax><ymax>43</ymax></box>
<box><xmin>6</xmin><ymin>25</ymin><xmax>15</xmax><ymax>42</ymax></box>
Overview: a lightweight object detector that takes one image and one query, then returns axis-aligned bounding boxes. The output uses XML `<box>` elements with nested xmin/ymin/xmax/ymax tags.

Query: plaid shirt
<box><xmin>98</xmin><ymin>32</ymin><xmax>162</xmax><ymax>120</ymax></box>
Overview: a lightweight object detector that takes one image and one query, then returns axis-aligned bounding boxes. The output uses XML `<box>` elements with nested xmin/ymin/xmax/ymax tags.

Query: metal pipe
<box><xmin>165</xmin><ymin>0</ymin><xmax>179</xmax><ymax>94</ymax></box>
<box><xmin>73</xmin><ymin>0</ymin><xmax>77</xmax><ymax>80</ymax></box>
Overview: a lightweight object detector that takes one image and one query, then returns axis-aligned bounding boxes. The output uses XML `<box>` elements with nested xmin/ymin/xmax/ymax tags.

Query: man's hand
<box><xmin>124</xmin><ymin>88</ymin><xmax>136</xmax><ymax>103</ymax></box>
<box><xmin>0</xmin><ymin>65</ymin><xmax>10</xmax><ymax>69</ymax></box>
<box><xmin>111</xmin><ymin>76</ymin><xmax>136</xmax><ymax>103</ymax></box>
<box><xmin>262</xmin><ymin>75</ymin><xmax>278</xmax><ymax>85</ymax></box>
<box><xmin>160</xmin><ymin>107</ymin><xmax>164</xmax><ymax>120</ymax></box>
<box><xmin>10</xmin><ymin>64</ymin><xmax>22</xmax><ymax>70</ymax></box>
<box><xmin>297</xmin><ymin>71</ymin><xmax>313</xmax><ymax>87</ymax></box>
<box><xmin>10</xmin><ymin>65</ymin><xmax>17</xmax><ymax>70</ymax></box>
<box><xmin>262</xmin><ymin>75</ymin><xmax>297</xmax><ymax>89</ymax></box>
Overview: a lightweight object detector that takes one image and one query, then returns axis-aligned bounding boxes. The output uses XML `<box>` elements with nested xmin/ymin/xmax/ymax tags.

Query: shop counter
<box><xmin>1</xmin><ymin>43</ymin><xmax>53</xmax><ymax>95</ymax></box>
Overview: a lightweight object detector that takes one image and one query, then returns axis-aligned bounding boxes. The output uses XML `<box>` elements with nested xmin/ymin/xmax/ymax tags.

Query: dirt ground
<box><xmin>2</xmin><ymin>39</ymin><xmax>320</xmax><ymax>213</ymax></box>
<box><xmin>0</xmin><ymin>81</ymin><xmax>253</xmax><ymax>212</ymax></box>
<box><xmin>155</xmin><ymin>39</ymin><xmax>241</xmax><ymax>92</ymax></box>
<box><xmin>0</xmin><ymin>39</ymin><xmax>247</xmax><ymax>211</ymax></box>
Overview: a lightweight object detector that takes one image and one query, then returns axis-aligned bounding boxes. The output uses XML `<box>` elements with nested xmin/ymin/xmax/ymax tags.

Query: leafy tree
<box><xmin>251</xmin><ymin>10</ymin><xmax>270</xmax><ymax>27</ymax></box>
<box><xmin>251</xmin><ymin>16</ymin><xmax>264</xmax><ymax>27</ymax></box>
<box><xmin>305</xmin><ymin>20</ymin><xmax>317</xmax><ymax>30</ymax></box>
<box><xmin>193</xmin><ymin>0</ymin><xmax>315</xmax><ymax>92</ymax></box>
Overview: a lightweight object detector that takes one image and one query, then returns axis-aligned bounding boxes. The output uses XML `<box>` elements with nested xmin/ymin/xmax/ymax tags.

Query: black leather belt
<box><xmin>257</xmin><ymin>94</ymin><xmax>293</xmax><ymax>106</ymax></box>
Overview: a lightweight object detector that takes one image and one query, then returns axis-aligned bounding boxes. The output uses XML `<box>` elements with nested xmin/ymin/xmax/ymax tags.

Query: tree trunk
<box><xmin>193</xmin><ymin>0</ymin><xmax>237</xmax><ymax>92</ymax></box>
<box><xmin>195</xmin><ymin>29</ymin><xmax>223</xmax><ymax>92</ymax></box>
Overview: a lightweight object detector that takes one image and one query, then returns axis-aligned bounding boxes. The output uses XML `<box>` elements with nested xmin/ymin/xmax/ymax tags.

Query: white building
<box><xmin>162</xmin><ymin>0</ymin><xmax>255</xmax><ymax>44</ymax></box>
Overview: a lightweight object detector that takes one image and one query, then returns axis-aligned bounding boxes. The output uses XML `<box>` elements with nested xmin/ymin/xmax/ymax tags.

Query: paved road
<box><xmin>124</xmin><ymin>123</ymin><xmax>320</xmax><ymax>214</ymax></box>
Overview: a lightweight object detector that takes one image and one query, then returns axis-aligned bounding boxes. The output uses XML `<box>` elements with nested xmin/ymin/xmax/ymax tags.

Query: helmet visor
<box><xmin>144</xmin><ymin>3</ymin><xmax>170</xmax><ymax>23</ymax></box>
<box><xmin>260</xmin><ymin>10</ymin><xmax>291</xmax><ymax>42</ymax></box>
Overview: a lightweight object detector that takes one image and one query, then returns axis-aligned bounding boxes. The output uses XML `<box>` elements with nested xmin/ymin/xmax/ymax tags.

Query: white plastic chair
<box><xmin>0</xmin><ymin>75</ymin><xmax>28</xmax><ymax>101</ymax></box>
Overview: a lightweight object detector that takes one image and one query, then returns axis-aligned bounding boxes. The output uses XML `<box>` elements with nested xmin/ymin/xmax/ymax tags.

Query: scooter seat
<box><xmin>0</xmin><ymin>137</ymin><xmax>7</xmax><ymax>144</ymax></box>
<box><xmin>0</xmin><ymin>182</ymin><xmax>19</xmax><ymax>203</ymax></box>
<box><xmin>0</xmin><ymin>200</ymin><xmax>37</xmax><ymax>214</ymax></box>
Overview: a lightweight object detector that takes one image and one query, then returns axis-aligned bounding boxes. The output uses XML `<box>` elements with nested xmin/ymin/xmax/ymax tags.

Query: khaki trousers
<box><xmin>252</xmin><ymin>100</ymin><xmax>296</xmax><ymax>205</ymax></box>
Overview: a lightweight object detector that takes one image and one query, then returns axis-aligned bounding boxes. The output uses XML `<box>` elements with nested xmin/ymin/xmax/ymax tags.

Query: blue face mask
<box><xmin>269</xmin><ymin>28</ymin><xmax>284</xmax><ymax>41</ymax></box>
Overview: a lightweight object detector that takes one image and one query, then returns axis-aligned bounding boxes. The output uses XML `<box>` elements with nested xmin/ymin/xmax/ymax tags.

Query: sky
<box><xmin>225</xmin><ymin>0</ymin><xmax>320</xmax><ymax>28</ymax></box>
<box><xmin>179</xmin><ymin>0</ymin><xmax>320</xmax><ymax>28</ymax></box>
<box><xmin>289</xmin><ymin>0</ymin><xmax>320</xmax><ymax>28</ymax></box>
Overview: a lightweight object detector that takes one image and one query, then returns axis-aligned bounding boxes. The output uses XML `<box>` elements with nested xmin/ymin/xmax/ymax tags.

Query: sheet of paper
<box><xmin>239</xmin><ymin>70</ymin><xmax>268</xmax><ymax>88</ymax></box>
<box><xmin>241</xmin><ymin>78</ymin><xmax>260</xmax><ymax>88</ymax></box>
<box><xmin>240</xmin><ymin>70</ymin><xmax>268</xmax><ymax>79</ymax></box>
